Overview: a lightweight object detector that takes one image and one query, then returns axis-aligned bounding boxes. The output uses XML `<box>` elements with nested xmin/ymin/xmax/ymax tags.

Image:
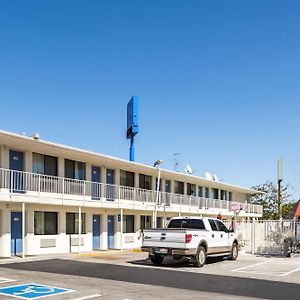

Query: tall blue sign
<box><xmin>127</xmin><ymin>96</ymin><xmax>139</xmax><ymax>161</ymax></box>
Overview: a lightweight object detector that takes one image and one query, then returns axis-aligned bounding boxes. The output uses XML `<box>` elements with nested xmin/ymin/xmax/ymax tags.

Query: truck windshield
<box><xmin>168</xmin><ymin>219</ymin><xmax>205</xmax><ymax>229</ymax></box>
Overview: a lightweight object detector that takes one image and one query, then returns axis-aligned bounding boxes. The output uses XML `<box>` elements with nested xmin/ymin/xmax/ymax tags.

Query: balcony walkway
<box><xmin>0</xmin><ymin>168</ymin><xmax>263</xmax><ymax>216</ymax></box>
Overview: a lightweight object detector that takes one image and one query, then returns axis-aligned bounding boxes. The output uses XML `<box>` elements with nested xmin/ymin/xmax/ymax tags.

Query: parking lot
<box><xmin>0</xmin><ymin>251</ymin><xmax>299</xmax><ymax>300</ymax></box>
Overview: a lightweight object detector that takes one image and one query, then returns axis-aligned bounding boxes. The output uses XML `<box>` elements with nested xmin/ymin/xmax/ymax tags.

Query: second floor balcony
<box><xmin>0</xmin><ymin>168</ymin><xmax>263</xmax><ymax>215</ymax></box>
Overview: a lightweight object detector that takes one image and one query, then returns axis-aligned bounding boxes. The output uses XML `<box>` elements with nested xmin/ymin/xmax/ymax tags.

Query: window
<box><xmin>33</xmin><ymin>153</ymin><xmax>57</xmax><ymax>176</ymax></box>
<box><xmin>123</xmin><ymin>215</ymin><xmax>135</xmax><ymax>233</ymax></box>
<box><xmin>65</xmin><ymin>160</ymin><xmax>85</xmax><ymax>180</ymax></box>
<box><xmin>33</xmin><ymin>153</ymin><xmax>44</xmax><ymax>174</ymax></box>
<box><xmin>155</xmin><ymin>178</ymin><xmax>162</xmax><ymax>191</ymax></box>
<box><xmin>208</xmin><ymin>219</ymin><xmax>218</xmax><ymax>231</ymax></box>
<box><xmin>66</xmin><ymin>213</ymin><xmax>86</xmax><ymax>234</ymax></box>
<box><xmin>205</xmin><ymin>187</ymin><xmax>209</xmax><ymax>198</ymax></box>
<box><xmin>198</xmin><ymin>186</ymin><xmax>203</xmax><ymax>197</ymax></box>
<box><xmin>120</xmin><ymin>170</ymin><xmax>134</xmax><ymax>187</ymax></box>
<box><xmin>34</xmin><ymin>212</ymin><xmax>58</xmax><ymax>235</ymax></box>
<box><xmin>187</xmin><ymin>183</ymin><xmax>196</xmax><ymax>196</ymax></box>
<box><xmin>189</xmin><ymin>219</ymin><xmax>205</xmax><ymax>229</ymax></box>
<box><xmin>215</xmin><ymin>220</ymin><xmax>229</xmax><ymax>232</ymax></box>
<box><xmin>229</xmin><ymin>192</ymin><xmax>232</xmax><ymax>201</ymax></box>
<box><xmin>139</xmin><ymin>174</ymin><xmax>152</xmax><ymax>190</ymax></box>
<box><xmin>174</xmin><ymin>181</ymin><xmax>184</xmax><ymax>194</ymax></box>
<box><xmin>165</xmin><ymin>180</ymin><xmax>171</xmax><ymax>193</ymax></box>
<box><xmin>168</xmin><ymin>218</ymin><xmax>205</xmax><ymax>229</ymax></box>
<box><xmin>221</xmin><ymin>190</ymin><xmax>227</xmax><ymax>200</ymax></box>
<box><xmin>76</xmin><ymin>162</ymin><xmax>85</xmax><ymax>180</ymax></box>
<box><xmin>212</xmin><ymin>188</ymin><xmax>219</xmax><ymax>199</ymax></box>
<box><xmin>140</xmin><ymin>216</ymin><xmax>152</xmax><ymax>230</ymax></box>
<box><xmin>168</xmin><ymin>219</ymin><xmax>182</xmax><ymax>228</ymax></box>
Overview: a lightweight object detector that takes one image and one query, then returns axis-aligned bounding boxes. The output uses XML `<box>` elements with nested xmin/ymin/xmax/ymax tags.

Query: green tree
<box><xmin>247</xmin><ymin>181</ymin><xmax>294</xmax><ymax>219</ymax></box>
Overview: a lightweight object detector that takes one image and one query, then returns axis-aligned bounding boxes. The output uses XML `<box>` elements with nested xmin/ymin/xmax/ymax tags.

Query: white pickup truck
<box><xmin>142</xmin><ymin>216</ymin><xmax>238</xmax><ymax>267</ymax></box>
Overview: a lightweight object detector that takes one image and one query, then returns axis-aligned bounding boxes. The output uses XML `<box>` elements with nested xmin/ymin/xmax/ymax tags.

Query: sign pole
<box><xmin>130</xmin><ymin>136</ymin><xmax>135</xmax><ymax>162</ymax></box>
<box><xmin>278</xmin><ymin>159</ymin><xmax>283</xmax><ymax>220</ymax></box>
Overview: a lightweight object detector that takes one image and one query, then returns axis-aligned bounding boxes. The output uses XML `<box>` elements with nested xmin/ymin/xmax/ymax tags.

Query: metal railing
<box><xmin>0</xmin><ymin>168</ymin><xmax>263</xmax><ymax>214</ymax></box>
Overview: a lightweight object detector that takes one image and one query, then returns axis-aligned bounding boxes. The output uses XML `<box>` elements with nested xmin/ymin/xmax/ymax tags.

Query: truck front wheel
<box><xmin>195</xmin><ymin>246</ymin><xmax>206</xmax><ymax>267</ymax></box>
<box><xmin>229</xmin><ymin>243</ymin><xmax>238</xmax><ymax>260</ymax></box>
<box><xmin>150</xmin><ymin>254</ymin><xmax>164</xmax><ymax>265</ymax></box>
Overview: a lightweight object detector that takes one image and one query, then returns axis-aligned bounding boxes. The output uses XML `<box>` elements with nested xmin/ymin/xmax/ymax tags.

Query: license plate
<box><xmin>156</xmin><ymin>248</ymin><xmax>168</xmax><ymax>254</ymax></box>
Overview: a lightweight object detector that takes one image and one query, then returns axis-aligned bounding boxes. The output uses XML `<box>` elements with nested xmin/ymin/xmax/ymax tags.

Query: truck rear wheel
<box><xmin>150</xmin><ymin>254</ymin><xmax>164</xmax><ymax>265</ymax></box>
<box><xmin>195</xmin><ymin>246</ymin><xmax>206</xmax><ymax>267</ymax></box>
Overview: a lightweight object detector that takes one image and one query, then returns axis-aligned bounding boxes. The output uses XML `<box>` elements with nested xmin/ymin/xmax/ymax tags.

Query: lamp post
<box><xmin>154</xmin><ymin>159</ymin><xmax>163</xmax><ymax>228</ymax></box>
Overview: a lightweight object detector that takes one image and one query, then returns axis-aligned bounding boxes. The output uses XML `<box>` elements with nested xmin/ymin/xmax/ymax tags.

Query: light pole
<box><xmin>154</xmin><ymin>159</ymin><xmax>163</xmax><ymax>228</ymax></box>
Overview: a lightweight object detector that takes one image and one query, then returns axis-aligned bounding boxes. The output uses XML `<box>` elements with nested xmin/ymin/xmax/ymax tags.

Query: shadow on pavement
<box><xmin>129</xmin><ymin>256</ymin><xmax>225</xmax><ymax>268</ymax></box>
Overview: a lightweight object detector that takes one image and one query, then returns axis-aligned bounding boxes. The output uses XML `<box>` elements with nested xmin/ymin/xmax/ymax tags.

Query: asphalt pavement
<box><xmin>1</xmin><ymin>257</ymin><xmax>299</xmax><ymax>300</ymax></box>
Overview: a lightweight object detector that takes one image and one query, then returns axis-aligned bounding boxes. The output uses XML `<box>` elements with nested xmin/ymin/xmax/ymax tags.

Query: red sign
<box><xmin>229</xmin><ymin>202</ymin><xmax>239</xmax><ymax>212</ymax></box>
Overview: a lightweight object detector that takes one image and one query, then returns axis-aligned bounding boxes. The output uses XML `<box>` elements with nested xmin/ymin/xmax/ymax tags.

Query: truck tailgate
<box><xmin>143</xmin><ymin>229</ymin><xmax>189</xmax><ymax>249</ymax></box>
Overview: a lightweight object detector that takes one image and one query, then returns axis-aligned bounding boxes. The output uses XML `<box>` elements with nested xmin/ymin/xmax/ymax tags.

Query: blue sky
<box><xmin>0</xmin><ymin>1</ymin><xmax>299</xmax><ymax>198</ymax></box>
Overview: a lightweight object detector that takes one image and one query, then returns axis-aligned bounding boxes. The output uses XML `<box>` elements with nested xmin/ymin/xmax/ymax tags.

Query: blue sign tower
<box><xmin>127</xmin><ymin>96</ymin><xmax>139</xmax><ymax>161</ymax></box>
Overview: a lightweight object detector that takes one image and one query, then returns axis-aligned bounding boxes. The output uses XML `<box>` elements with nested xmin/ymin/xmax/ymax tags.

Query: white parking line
<box><xmin>231</xmin><ymin>260</ymin><xmax>300</xmax><ymax>277</ymax></box>
<box><xmin>0</xmin><ymin>277</ymin><xmax>16</xmax><ymax>284</ymax></box>
<box><xmin>230</xmin><ymin>261</ymin><xmax>269</xmax><ymax>272</ymax></box>
<box><xmin>280</xmin><ymin>267</ymin><xmax>300</xmax><ymax>277</ymax></box>
<box><xmin>72</xmin><ymin>294</ymin><xmax>102</xmax><ymax>300</ymax></box>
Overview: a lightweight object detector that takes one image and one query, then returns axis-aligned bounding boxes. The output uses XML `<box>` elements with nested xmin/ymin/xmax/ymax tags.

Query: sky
<box><xmin>0</xmin><ymin>1</ymin><xmax>299</xmax><ymax>198</ymax></box>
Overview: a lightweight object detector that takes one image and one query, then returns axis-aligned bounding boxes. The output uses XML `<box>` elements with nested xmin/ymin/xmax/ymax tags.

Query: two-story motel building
<box><xmin>0</xmin><ymin>130</ymin><xmax>263</xmax><ymax>257</ymax></box>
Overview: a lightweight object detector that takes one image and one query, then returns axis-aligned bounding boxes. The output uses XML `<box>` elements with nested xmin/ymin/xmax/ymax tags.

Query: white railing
<box><xmin>0</xmin><ymin>168</ymin><xmax>263</xmax><ymax>214</ymax></box>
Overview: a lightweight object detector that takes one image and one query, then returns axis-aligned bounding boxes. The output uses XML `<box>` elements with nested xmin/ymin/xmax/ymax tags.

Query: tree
<box><xmin>247</xmin><ymin>181</ymin><xmax>294</xmax><ymax>220</ymax></box>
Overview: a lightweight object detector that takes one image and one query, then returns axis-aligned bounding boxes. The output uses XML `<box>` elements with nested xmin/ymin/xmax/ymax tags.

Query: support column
<box><xmin>86</xmin><ymin>164</ymin><xmax>92</xmax><ymax>182</ymax></box>
<box><xmin>60</xmin><ymin>211</ymin><xmax>66</xmax><ymax>234</ymax></box>
<box><xmin>115</xmin><ymin>212</ymin><xmax>121</xmax><ymax>249</ymax></box>
<box><xmin>78</xmin><ymin>206</ymin><xmax>82</xmax><ymax>254</ymax></box>
<box><xmin>101</xmin><ymin>167</ymin><xmax>106</xmax><ymax>199</ymax></box>
<box><xmin>134</xmin><ymin>213</ymin><xmax>141</xmax><ymax>232</ymax></box>
<box><xmin>22</xmin><ymin>203</ymin><xmax>25</xmax><ymax>258</ymax></box>
<box><xmin>161</xmin><ymin>179</ymin><xmax>166</xmax><ymax>192</ymax></box>
<box><xmin>26</xmin><ymin>207</ymin><xmax>34</xmax><ymax>256</ymax></box>
<box><xmin>101</xmin><ymin>167</ymin><xmax>107</xmax><ymax>184</ymax></box>
<box><xmin>135</xmin><ymin>213</ymin><xmax>142</xmax><ymax>246</ymax></box>
<box><xmin>120</xmin><ymin>208</ymin><xmax>123</xmax><ymax>250</ymax></box>
<box><xmin>0</xmin><ymin>145</ymin><xmax>9</xmax><ymax>169</ymax></box>
<box><xmin>152</xmin><ymin>210</ymin><xmax>156</xmax><ymax>228</ymax></box>
<box><xmin>115</xmin><ymin>169</ymin><xmax>120</xmax><ymax>186</ymax></box>
<box><xmin>134</xmin><ymin>172</ymin><xmax>139</xmax><ymax>188</ymax></box>
<box><xmin>58</xmin><ymin>157</ymin><xmax>65</xmax><ymax>177</ymax></box>
<box><xmin>24</xmin><ymin>151</ymin><xmax>32</xmax><ymax>173</ymax></box>
<box><xmin>100</xmin><ymin>212</ymin><xmax>108</xmax><ymax>250</ymax></box>
<box><xmin>170</xmin><ymin>180</ymin><xmax>175</xmax><ymax>194</ymax></box>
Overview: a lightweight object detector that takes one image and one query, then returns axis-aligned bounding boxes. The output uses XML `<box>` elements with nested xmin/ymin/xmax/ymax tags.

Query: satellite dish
<box><xmin>205</xmin><ymin>172</ymin><xmax>213</xmax><ymax>180</ymax></box>
<box><xmin>185</xmin><ymin>164</ymin><xmax>193</xmax><ymax>175</ymax></box>
<box><xmin>212</xmin><ymin>174</ymin><xmax>219</xmax><ymax>181</ymax></box>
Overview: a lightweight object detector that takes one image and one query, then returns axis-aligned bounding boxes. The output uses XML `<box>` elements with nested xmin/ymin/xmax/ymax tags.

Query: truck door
<box><xmin>207</xmin><ymin>219</ymin><xmax>220</xmax><ymax>253</ymax></box>
<box><xmin>214</xmin><ymin>220</ymin><xmax>231</xmax><ymax>252</ymax></box>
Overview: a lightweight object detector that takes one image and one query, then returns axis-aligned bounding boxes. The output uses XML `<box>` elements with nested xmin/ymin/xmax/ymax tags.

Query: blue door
<box><xmin>11</xmin><ymin>212</ymin><xmax>22</xmax><ymax>256</ymax></box>
<box><xmin>9</xmin><ymin>150</ymin><xmax>24</xmax><ymax>193</ymax></box>
<box><xmin>92</xmin><ymin>166</ymin><xmax>100</xmax><ymax>200</ymax></box>
<box><xmin>93</xmin><ymin>215</ymin><xmax>101</xmax><ymax>250</ymax></box>
<box><xmin>107</xmin><ymin>215</ymin><xmax>115</xmax><ymax>249</ymax></box>
<box><xmin>106</xmin><ymin>169</ymin><xmax>115</xmax><ymax>200</ymax></box>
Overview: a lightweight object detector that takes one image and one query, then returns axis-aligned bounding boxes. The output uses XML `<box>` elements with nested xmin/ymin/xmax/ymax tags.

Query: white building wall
<box><xmin>0</xmin><ymin>206</ymin><xmax>11</xmax><ymax>257</ymax></box>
